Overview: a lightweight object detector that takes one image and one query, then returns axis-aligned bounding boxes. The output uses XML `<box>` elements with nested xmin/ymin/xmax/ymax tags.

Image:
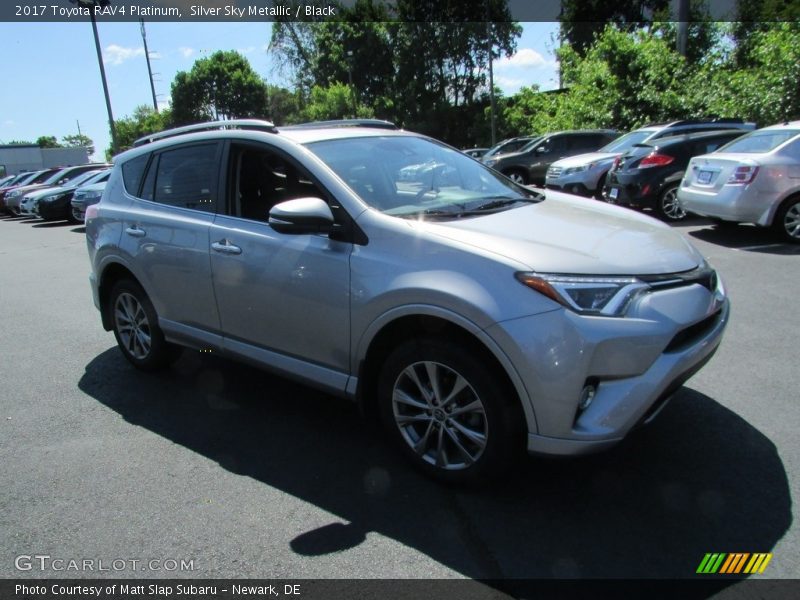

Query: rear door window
<box><xmin>121</xmin><ymin>154</ymin><xmax>150</xmax><ymax>196</ymax></box>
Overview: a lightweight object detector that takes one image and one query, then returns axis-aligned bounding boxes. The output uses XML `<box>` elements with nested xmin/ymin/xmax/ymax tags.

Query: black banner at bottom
<box><xmin>3</xmin><ymin>579</ymin><xmax>800</xmax><ymax>600</ymax></box>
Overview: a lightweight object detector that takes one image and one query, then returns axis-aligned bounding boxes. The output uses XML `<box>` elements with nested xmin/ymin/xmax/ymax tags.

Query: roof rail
<box><xmin>133</xmin><ymin>119</ymin><xmax>277</xmax><ymax>147</ymax></box>
<box><xmin>281</xmin><ymin>119</ymin><xmax>398</xmax><ymax>131</ymax></box>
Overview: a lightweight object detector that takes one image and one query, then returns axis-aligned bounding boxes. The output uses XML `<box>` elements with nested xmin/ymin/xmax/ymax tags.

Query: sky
<box><xmin>0</xmin><ymin>21</ymin><xmax>559</xmax><ymax>160</ymax></box>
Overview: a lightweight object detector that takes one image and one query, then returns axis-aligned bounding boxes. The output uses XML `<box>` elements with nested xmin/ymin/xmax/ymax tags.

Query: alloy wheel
<box><xmin>391</xmin><ymin>361</ymin><xmax>488</xmax><ymax>470</ymax></box>
<box><xmin>783</xmin><ymin>202</ymin><xmax>800</xmax><ymax>240</ymax></box>
<box><xmin>114</xmin><ymin>292</ymin><xmax>152</xmax><ymax>360</ymax></box>
<box><xmin>660</xmin><ymin>187</ymin><xmax>686</xmax><ymax>220</ymax></box>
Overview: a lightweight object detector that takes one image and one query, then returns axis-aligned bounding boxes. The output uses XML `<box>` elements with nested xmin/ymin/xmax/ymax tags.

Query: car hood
<box><xmin>25</xmin><ymin>185</ymin><xmax>70</xmax><ymax>200</ymax></box>
<box><xmin>75</xmin><ymin>182</ymin><xmax>108</xmax><ymax>194</ymax></box>
<box><xmin>550</xmin><ymin>151</ymin><xmax>623</xmax><ymax>168</ymax></box>
<box><xmin>415</xmin><ymin>192</ymin><xmax>703</xmax><ymax>275</ymax></box>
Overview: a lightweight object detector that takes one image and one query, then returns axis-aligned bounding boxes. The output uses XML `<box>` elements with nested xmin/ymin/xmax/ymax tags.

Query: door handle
<box><xmin>125</xmin><ymin>226</ymin><xmax>146</xmax><ymax>237</ymax></box>
<box><xmin>211</xmin><ymin>240</ymin><xmax>242</xmax><ymax>255</ymax></box>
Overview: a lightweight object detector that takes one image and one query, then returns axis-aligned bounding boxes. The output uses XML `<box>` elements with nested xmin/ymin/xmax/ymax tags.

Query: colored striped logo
<box><xmin>696</xmin><ymin>553</ymin><xmax>773</xmax><ymax>574</ymax></box>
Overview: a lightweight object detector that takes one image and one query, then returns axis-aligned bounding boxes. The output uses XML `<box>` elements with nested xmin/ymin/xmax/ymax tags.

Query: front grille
<box><xmin>547</xmin><ymin>166</ymin><xmax>562</xmax><ymax>178</ymax></box>
<box><xmin>639</xmin><ymin>265</ymin><xmax>717</xmax><ymax>292</ymax></box>
<box><xmin>664</xmin><ymin>310</ymin><xmax>721</xmax><ymax>353</ymax></box>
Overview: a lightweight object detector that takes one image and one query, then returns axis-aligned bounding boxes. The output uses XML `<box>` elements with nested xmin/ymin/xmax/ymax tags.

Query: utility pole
<box><xmin>347</xmin><ymin>50</ymin><xmax>357</xmax><ymax>118</ymax></box>
<box><xmin>140</xmin><ymin>18</ymin><xmax>159</xmax><ymax>112</ymax></box>
<box><xmin>676</xmin><ymin>0</ymin><xmax>689</xmax><ymax>57</ymax></box>
<box><xmin>74</xmin><ymin>0</ymin><xmax>118</xmax><ymax>154</ymax></box>
<box><xmin>485</xmin><ymin>2</ymin><xmax>497</xmax><ymax>146</ymax></box>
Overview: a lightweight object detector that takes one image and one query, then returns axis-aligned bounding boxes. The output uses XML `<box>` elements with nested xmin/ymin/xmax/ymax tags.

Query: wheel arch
<box><xmin>97</xmin><ymin>261</ymin><xmax>144</xmax><ymax>331</ymax></box>
<box><xmin>767</xmin><ymin>190</ymin><xmax>800</xmax><ymax>226</ymax></box>
<box><xmin>352</xmin><ymin>307</ymin><xmax>538</xmax><ymax>436</ymax></box>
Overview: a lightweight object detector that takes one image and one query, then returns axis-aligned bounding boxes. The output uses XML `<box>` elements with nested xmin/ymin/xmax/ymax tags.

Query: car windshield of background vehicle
<box><xmin>719</xmin><ymin>130</ymin><xmax>800</xmax><ymax>153</ymax></box>
<box><xmin>600</xmin><ymin>130</ymin><xmax>652</xmax><ymax>153</ymax></box>
<box><xmin>307</xmin><ymin>136</ymin><xmax>541</xmax><ymax>219</ymax></box>
<box><xmin>64</xmin><ymin>170</ymin><xmax>102</xmax><ymax>188</ymax></box>
<box><xmin>516</xmin><ymin>136</ymin><xmax>546</xmax><ymax>154</ymax></box>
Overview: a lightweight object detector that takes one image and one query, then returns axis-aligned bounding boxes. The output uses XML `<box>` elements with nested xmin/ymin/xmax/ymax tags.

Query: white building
<box><xmin>0</xmin><ymin>145</ymin><xmax>90</xmax><ymax>177</ymax></box>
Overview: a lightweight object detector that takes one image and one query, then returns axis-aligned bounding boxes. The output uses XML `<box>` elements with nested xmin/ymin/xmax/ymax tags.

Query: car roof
<box><xmin>640</xmin><ymin>129</ymin><xmax>747</xmax><ymax>147</ymax></box>
<box><xmin>120</xmin><ymin>119</ymin><xmax>418</xmax><ymax>163</ymax></box>
<box><xmin>755</xmin><ymin>120</ymin><xmax>800</xmax><ymax>131</ymax></box>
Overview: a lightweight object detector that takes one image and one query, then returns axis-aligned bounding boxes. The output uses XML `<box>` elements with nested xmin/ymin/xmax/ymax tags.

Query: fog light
<box><xmin>578</xmin><ymin>384</ymin><xmax>596</xmax><ymax>411</ymax></box>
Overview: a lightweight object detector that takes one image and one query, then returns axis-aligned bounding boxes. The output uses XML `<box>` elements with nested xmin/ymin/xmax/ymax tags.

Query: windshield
<box><xmin>516</xmin><ymin>136</ymin><xmax>546</xmax><ymax>154</ymax></box>
<box><xmin>719</xmin><ymin>130</ymin><xmax>800</xmax><ymax>154</ymax></box>
<box><xmin>599</xmin><ymin>130</ymin><xmax>653</xmax><ymax>153</ymax></box>
<box><xmin>483</xmin><ymin>137</ymin><xmax>534</xmax><ymax>159</ymax></box>
<box><xmin>307</xmin><ymin>136</ymin><xmax>541</xmax><ymax>219</ymax></box>
<box><xmin>63</xmin><ymin>170</ymin><xmax>102</xmax><ymax>188</ymax></box>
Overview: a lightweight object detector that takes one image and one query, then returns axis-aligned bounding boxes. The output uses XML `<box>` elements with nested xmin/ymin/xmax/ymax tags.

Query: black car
<box><xmin>602</xmin><ymin>129</ymin><xmax>748</xmax><ymax>221</ymax></box>
<box><xmin>36</xmin><ymin>169</ymin><xmax>111</xmax><ymax>222</ymax></box>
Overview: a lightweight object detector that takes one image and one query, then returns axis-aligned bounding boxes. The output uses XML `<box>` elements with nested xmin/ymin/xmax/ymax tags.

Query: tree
<box><xmin>268</xmin><ymin>0</ymin><xmax>521</xmax><ymax>145</ymax></box>
<box><xmin>558</xmin><ymin>0</ymin><xmax>670</xmax><ymax>55</ymax></box>
<box><xmin>62</xmin><ymin>134</ymin><xmax>95</xmax><ymax>156</ymax></box>
<box><xmin>112</xmin><ymin>105</ymin><xmax>173</xmax><ymax>155</ymax></box>
<box><xmin>170</xmin><ymin>51</ymin><xmax>269</xmax><ymax>125</ymax></box>
<box><xmin>301</xmin><ymin>83</ymin><xmax>374</xmax><ymax>121</ymax></box>
<box><xmin>36</xmin><ymin>136</ymin><xmax>62</xmax><ymax>148</ymax></box>
<box><xmin>264</xmin><ymin>84</ymin><xmax>303</xmax><ymax>125</ymax></box>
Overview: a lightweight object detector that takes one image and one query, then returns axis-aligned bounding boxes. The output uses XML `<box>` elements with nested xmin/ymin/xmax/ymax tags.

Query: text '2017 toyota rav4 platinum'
<box><xmin>86</xmin><ymin>120</ymin><xmax>729</xmax><ymax>484</ymax></box>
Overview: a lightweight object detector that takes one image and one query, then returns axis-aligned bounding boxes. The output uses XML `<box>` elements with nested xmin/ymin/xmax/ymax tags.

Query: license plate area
<box><xmin>609</xmin><ymin>187</ymin><xmax>619</xmax><ymax>199</ymax></box>
<box><xmin>697</xmin><ymin>170</ymin><xmax>713</xmax><ymax>184</ymax></box>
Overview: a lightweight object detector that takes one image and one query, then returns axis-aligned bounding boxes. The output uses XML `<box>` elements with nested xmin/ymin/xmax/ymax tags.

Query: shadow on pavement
<box><xmin>31</xmin><ymin>220</ymin><xmax>72</xmax><ymax>228</ymax></box>
<box><xmin>78</xmin><ymin>348</ymin><xmax>791</xmax><ymax>590</ymax></box>
<box><xmin>71</xmin><ymin>226</ymin><xmax>87</xmax><ymax>234</ymax></box>
<box><xmin>688</xmin><ymin>223</ymin><xmax>799</xmax><ymax>254</ymax></box>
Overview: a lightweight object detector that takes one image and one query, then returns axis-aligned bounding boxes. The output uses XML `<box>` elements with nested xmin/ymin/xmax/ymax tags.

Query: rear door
<box><xmin>118</xmin><ymin>142</ymin><xmax>223</xmax><ymax>341</ymax></box>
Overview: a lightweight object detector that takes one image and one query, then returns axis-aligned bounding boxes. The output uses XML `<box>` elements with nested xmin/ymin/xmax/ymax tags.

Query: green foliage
<box><xmin>6</xmin><ymin>140</ymin><xmax>33</xmax><ymax>145</ymax></box>
<box><xmin>301</xmin><ymin>83</ymin><xmax>374</xmax><ymax>121</ymax></box>
<box><xmin>36</xmin><ymin>135</ymin><xmax>61</xmax><ymax>148</ymax></box>
<box><xmin>265</xmin><ymin>85</ymin><xmax>303</xmax><ymax>125</ymax></box>
<box><xmin>170</xmin><ymin>51</ymin><xmax>269</xmax><ymax>125</ymax></box>
<box><xmin>697</xmin><ymin>23</ymin><xmax>800</xmax><ymax>125</ymax></box>
<box><xmin>112</xmin><ymin>105</ymin><xmax>173</xmax><ymax>156</ymax></box>
<box><xmin>61</xmin><ymin>134</ymin><xmax>95</xmax><ymax>156</ymax></box>
<box><xmin>269</xmin><ymin>0</ymin><xmax>520</xmax><ymax>146</ymax></box>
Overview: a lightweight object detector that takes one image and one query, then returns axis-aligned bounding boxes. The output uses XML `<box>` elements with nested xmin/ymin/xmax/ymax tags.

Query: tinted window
<box><xmin>229</xmin><ymin>145</ymin><xmax>327</xmax><ymax>222</ymax></box>
<box><xmin>719</xmin><ymin>130</ymin><xmax>800</xmax><ymax>154</ymax></box>
<box><xmin>599</xmin><ymin>131</ymin><xmax>652</xmax><ymax>152</ymax></box>
<box><xmin>122</xmin><ymin>154</ymin><xmax>150</xmax><ymax>196</ymax></box>
<box><xmin>151</xmin><ymin>144</ymin><xmax>218</xmax><ymax>212</ymax></box>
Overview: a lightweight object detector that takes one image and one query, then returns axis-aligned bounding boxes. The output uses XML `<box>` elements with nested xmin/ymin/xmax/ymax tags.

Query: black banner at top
<box><xmin>2</xmin><ymin>0</ymin><xmax>799</xmax><ymax>23</ymax></box>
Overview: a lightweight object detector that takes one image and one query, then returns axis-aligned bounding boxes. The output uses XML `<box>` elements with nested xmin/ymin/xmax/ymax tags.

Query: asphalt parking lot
<box><xmin>1</xmin><ymin>212</ymin><xmax>798</xmax><ymax>589</ymax></box>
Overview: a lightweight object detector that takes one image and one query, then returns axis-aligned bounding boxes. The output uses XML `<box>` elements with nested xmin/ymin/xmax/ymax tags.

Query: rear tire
<box><xmin>109</xmin><ymin>279</ymin><xmax>180</xmax><ymax>370</ymax></box>
<box><xmin>656</xmin><ymin>184</ymin><xmax>686</xmax><ymax>221</ymax></box>
<box><xmin>377</xmin><ymin>337</ymin><xmax>523</xmax><ymax>485</ymax></box>
<box><xmin>773</xmin><ymin>196</ymin><xmax>800</xmax><ymax>244</ymax></box>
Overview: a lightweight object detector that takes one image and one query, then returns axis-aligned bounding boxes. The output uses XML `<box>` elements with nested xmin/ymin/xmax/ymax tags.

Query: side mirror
<box><xmin>269</xmin><ymin>197</ymin><xmax>334</xmax><ymax>235</ymax></box>
<box><xmin>535</xmin><ymin>146</ymin><xmax>547</xmax><ymax>154</ymax></box>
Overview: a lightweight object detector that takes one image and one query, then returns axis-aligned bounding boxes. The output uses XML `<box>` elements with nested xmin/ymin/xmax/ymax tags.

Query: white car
<box><xmin>678</xmin><ymin>121</ymin><xmax>800</xmax><ymax>243</ymax></box>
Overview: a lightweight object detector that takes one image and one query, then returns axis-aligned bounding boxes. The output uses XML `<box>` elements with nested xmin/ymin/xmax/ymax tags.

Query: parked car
<box><xmin>34</xmin><ymin>169</ymin><xmax>111</xmax><ymax>222</ymax></box>
<box><xmin>546</xmin><ymin>119</ymin><xmax>756</xmax><ymax>198</ymax></box>
<box><xmin>483</xmin><ymin>130</ymin><xmax>619</xmax><ymax>186</ymax></box>
<box><xmin>20</xmin><ymin>169</ymin><xmax>103</xmax><ymax>217</ymax></box>
<box><xmin>86</xmin><ymin>119</ymin><xmax>728</xmax><ymax>484</ymax></box>
<box><xmin>602</xmin><ymin>130</ymin><xmax>749</xmax><ymax>221</ymax></box>
<box><xmin>462</xmin><ymin>147</ymin><xmax>489</xmax><ymax>159</ymax></box>
<box><xmin>4</xmin><ymin>164</ymin><xmax>110</xmax><ymax>216</ymax></box>
<box><xmin>0</xmin><ymin>175</ymin><xmax>15</xmax><ymax>188</ymax></box>
<box><xmin>71</xmin><ymin>176</ymin><xmax>111</xmax><ymax>223</ymax></box>
<box><xmin>480</xmin><ymin>136</ymin><xmax>538</xmax><ymax>164</ymax></box>
<box><xmin>678</xmin><ymin>121</ymin><xmax>800</xmax><ymax>243</ymax></box>
<box><xmin>0</xmin><ymin>169</ymin><xmax>60</xmax><ymax>214</ymax></box>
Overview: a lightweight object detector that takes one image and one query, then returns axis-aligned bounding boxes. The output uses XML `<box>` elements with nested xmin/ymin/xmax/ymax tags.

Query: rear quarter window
<box><xmin>121</xmin><ymin>154</ymin><xmax>150</xmax><ymax>196</ymax></box>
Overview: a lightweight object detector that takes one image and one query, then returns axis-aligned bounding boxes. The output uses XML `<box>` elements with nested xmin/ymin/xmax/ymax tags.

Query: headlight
<box><xmin>7</xmin><ymin>190</ymin><xmax>21</xmax><ymax>199</ymax></box>
<box><xmin>563</xmin><ymin>165</ymin><xmax>589</xmax><ymax>175</ymax></box>
<box><xmin>42</xmin><ymin>193</ymin><xmax>66</xmax><ymax>203</ymax></box>
<box><xmin>484</xmin><ymin>159</ymin><xmax>498</xmax><ymax>168</ymax></box>
<box><xmin>516</xmin><ymin>272</ymin><xmax>649</xmax><ymax>316</ymax></box>
<box><xmin>83</xmin><ymin>191</ymin><xmax>102</xmax><ymax>200</ymax></box>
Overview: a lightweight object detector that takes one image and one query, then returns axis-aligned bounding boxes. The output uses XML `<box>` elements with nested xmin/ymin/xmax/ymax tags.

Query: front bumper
<box><xmin>486</xmin><ymin>284</ymin><xmax>729</xmax><ymax>456</ymax></box>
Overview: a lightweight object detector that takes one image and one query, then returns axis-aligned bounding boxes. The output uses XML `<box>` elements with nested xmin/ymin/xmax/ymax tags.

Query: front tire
<box><xmin>109</xmin><ymin>279</ymin><xmax>179</xmax><ymax>370</ymax></box>
<box><xmin>505</xmin><ymin>169</ymin><xmax>528</xmax><ymax>186</ymax></box>
<box><xmin>773</xmin><ymin>196</ymin><xmax>800</xmax><ymax>244</ymax></box>
<box><xmin>377</xmin><ymin>338</ymin><xmax>523</xmax><ymax>484</ymax></box>
<box><xmin>656</xmin><ymin>185</ymin><xmax>686</xmax><ymax>221</ymax></box>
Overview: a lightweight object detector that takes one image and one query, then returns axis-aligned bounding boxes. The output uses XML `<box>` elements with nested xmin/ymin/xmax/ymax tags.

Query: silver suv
<box><xmin>86</xmin><ymin>120</ymin><xmax>729</xmax><ymax>484</ymax></box>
